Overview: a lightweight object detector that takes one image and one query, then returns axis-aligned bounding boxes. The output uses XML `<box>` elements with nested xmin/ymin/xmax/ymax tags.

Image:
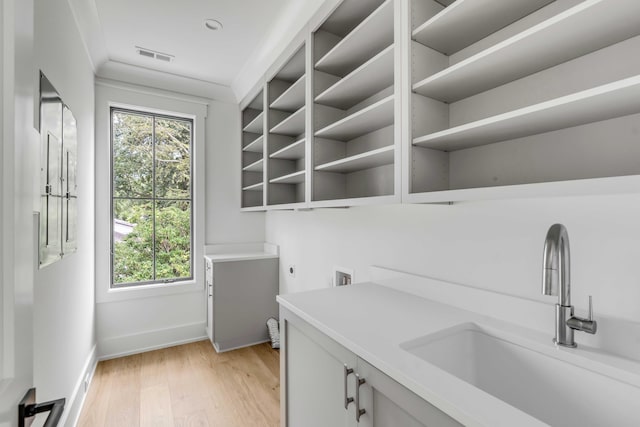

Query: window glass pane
<box><xmin>155</xmin><ymin>200</ymin><xmax>191</xmax><ymax>280</ymax></box>
<box><xmin>113</xmin><ymin>199</ymin><xmax>154</xmax><ymax>284</ymax></box>
<box><xmin>155</xmin><ymin>118</ymin><xmax>191</xmax><ymax>199</ymax></box>
<box><xmin>112</xmin><ymin>111</ymin><xmax>153</xmax><ymax>198</ymax></box>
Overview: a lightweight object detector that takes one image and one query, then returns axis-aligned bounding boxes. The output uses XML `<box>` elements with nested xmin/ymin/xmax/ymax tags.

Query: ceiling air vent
<box><xmin>135</xmin><ymin>46</ymin><xmax>174</xmax><ymax>63</ymax></box>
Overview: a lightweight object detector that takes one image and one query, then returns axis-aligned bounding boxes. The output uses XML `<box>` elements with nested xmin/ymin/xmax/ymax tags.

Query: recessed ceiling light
<box><xmin>204</xmin><ymin>19</ymin><xmax>223</xmax><ymax>31</ymax></box>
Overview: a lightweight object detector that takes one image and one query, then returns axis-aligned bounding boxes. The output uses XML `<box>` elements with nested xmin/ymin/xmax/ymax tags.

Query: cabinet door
<box><xmin>282</xmin><ymin>310</ymin><xmax>357</xmax><ymax>427</ymax></box>
<box><xmin>213</xmin><ymin>258</ymin><xmax>278</xmax><ymax>350</ymax></box>
<box><xmin>205</xmin><ymin>259</ymin><xmax>213</xmax><ymax>342</ymax></box>
<box><xmin>356</xmin><ymin>358</ymin><xmax>462</xmax><ymax>427</ymax></box>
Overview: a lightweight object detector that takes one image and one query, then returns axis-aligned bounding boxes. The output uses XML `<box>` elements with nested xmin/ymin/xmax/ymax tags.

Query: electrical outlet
<box><xmin>333</xmin><ymin>266</ymin><xmax>354</xmax><ymax>286</ymax></box>
<box><xmin>288</xmin><ymin>265</ymin><xmax>296</xmax><ymax>278</ymax></box>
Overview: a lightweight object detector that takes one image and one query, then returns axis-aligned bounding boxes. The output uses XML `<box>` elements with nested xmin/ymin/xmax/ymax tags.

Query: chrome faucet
<box><xmin>542</xmin><ymin>224</ymin><xmax>597</xmax><ymax>347</ymax></box>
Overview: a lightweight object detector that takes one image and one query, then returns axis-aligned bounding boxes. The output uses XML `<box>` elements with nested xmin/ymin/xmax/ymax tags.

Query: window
<box><xmin>111</xmin><ymin>108</ymin><xmax>193</xmax><ymax>286</ymax></box>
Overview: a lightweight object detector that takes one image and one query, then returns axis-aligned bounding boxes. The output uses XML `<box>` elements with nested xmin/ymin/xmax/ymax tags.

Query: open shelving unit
<box><xmin>267</xmin><ymin>44</ymin><xmax>308</xmax><ymax>207</ymax></box>
<box><xmin>407</xmin><ymin>0</ymin><xmax>640</xmax><ymax>203</ymax></box>
<box><xmin>413</xmin><ymin>0</ymin><xmax>640</xmax><ymax>103</ymax></box>
<box><xmin>241</xmin><ymin>90</ymin><xmax>265</xmax><ymax>209</ymax></box>
<box><xmin>311</xmin><ymin>0</ymin><xmax>399</xmax><ymax>206</ymax></box>
<box><xmin>239</xmin><ymin>0</ymin><xmax>640</xmax><ymax>210</ymax></box>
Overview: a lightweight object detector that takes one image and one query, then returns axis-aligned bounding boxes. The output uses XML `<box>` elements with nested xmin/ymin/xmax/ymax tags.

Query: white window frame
<box><xmin>110</xmin><ymin>107</ymin><xmax>194</xmax><ymax>287</ymax></box>
<box><xmin>95</xmin><ymin>80</ymin><xmax>207</xmax><ymax>303</ymax></box>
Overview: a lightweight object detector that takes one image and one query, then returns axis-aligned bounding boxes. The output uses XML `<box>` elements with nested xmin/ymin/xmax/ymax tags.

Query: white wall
<box><xmin>94</xmin><ymin>80</ymin><xmax>264</xmax><ymax>360</ymax></box>
<box><xmin>206</xmin><ymin>100</ymin><xmax>265</xmax><ymax>243</ymax></box>
<box><xmin>0</xmin><ymin>0</ymin><xmax>38</xmax><ymax>424</ymax></box>
<box><xmin>32</xmin><ymin>0</ymin><xmax>96</xmax><ymax>425</ymax></box>
<box><xmin>267</xmin><ymin>194</ymin><xmax>640</xmax><ymax>324</ymax></box>
<box><xmin>94</xmin><ymin>81</ymin><xmax>208</xmax><ymax>359</ymax></box>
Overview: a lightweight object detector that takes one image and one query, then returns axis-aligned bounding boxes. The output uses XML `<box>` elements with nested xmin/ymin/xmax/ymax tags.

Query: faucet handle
<box><xmin>567</xmin><ymin>295</ymin><xmax>598</xmax><ymax>335</ymax></box>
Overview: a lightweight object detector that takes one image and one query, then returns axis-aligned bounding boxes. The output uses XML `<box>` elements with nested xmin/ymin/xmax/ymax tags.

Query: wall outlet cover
<box><xmin>333</xmin><ymin>266</ymin><xmax>354</xmax><ymax>287</ymax></box>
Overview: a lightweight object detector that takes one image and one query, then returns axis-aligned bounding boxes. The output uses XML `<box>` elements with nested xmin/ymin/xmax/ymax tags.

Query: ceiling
<box><xmin>90</xmin><ymin>0</ymin><xmax>315</xmax><ymax>90</ymax></box>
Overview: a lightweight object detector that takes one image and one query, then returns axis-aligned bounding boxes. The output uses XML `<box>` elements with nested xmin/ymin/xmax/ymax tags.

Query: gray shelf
<box><xmin>315</xmin><ymin>95</ymin><xmax>394</xmax><ymax>141</ymax></box>
<box><xmin>315</xmin><ymin>0</ymin><xmax>393</xmax><ymax>76</ymax></box>
<box><xmin>270</xmin><ymin>106</ymin><xmax>306</xmax><ymax>137</ymax></box>
<box><xmin>275</xmin><ymin>47</ymin><xmax>305</xmax><ymax>82</ymax></box>
<box><xmin>412</xmin><ymin>0</ymin><xmax>554</xmax><ymax>55</ymax></box>
<box><xmin>315</xmin><ymin>145</ymin><xmax>394</xmax><ymax>173</ymax></box>
<box><xmin>242</xmin><ymin>182</ymin><xmax>264</xmax><ymax>191</ymax></box>
<box><xmin>243</xmin><ymin>111</ymin><xmax>264</xmax><ymax>134</ymax></box>
<box><xmin>270</xmin><ymin>138</ymin><xmax>305</xmax><ymax>160</ymax></box>
<box><xmin>270</xmin><ymin>75</ymin><xmax>306</xmax><ymax>112</ymax></box>
<box><xmin>270</xmin><ymin>170</ymin><xmax>306</xmax><ymax>184</ymax></box>
<box><xmin>243</xmin><ymin>135</ymin><xmax>264</xmax><ymax>153</ymax></box>
<box><xmin>413</xmin><ymin>0</ymin><xmax>640</xmax><ymax>103</ymax></box>
<box><xmin>413</xmin><ymin>75</ymin><xmax>640</xmax><ymax>151</ymax></box>
<box><xmin>242</xmin><ymin>158</ymin><xmax>264</xmax><ymax>172</ymax></box>
<box><xmin>315</xmin><ymin>45</ymin><xmax>393</xmax><ymax>109</ymax></box>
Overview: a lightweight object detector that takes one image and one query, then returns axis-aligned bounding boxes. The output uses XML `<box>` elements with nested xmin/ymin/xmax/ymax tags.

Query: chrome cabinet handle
<box><xmin>343</xmin><ymin>364</ymin><xmax>354</xmax><ymax>409</ymax></box>
<box><xmin>355</xmin><ymin>373</ymin><xmax>366</xmax><ymax>422</ymax></box>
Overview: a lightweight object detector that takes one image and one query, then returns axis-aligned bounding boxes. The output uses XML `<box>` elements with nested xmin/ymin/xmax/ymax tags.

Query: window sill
<box><xmin>96</xmin><ymin>278</ymin><xmax>202</xmax><ymax>304</ymax></box>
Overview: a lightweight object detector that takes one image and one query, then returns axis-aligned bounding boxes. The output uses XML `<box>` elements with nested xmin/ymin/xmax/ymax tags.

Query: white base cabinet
<box><xmin>205</xmin><ymin>254</ymin><xmax>279</xmax><ymax>352</ymax></box>
<box><xmin>281</xmin><ymin>307</ymin><xmax>461</xmax><ymax>427</ymax></box>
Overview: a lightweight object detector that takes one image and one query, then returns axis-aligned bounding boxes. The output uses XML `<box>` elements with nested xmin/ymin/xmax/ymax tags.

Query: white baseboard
<box><xmin>98</xmin><ymin>322</ymin><xmax>207</xmax><ymax>360</ymax></box>
<box><xmin>213</xmin><ymin>338</ymin><xmax>270</xmax><ymax>353</ymax></box>
<box><xmin>62</xmin><ymin>344</ymin><xmax>97</xmax><ymax>427</ymax></box>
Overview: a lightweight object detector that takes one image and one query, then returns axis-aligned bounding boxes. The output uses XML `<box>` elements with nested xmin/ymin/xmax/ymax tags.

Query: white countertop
<box><xmin>277</xmin><ymin>281</ymin><xmax>640</xmax><ymax>427</ymax></box>
<box><xmin>204</xmin><ymin>242</ymin><xmax>279</xmax><ymax>263</ymax></box>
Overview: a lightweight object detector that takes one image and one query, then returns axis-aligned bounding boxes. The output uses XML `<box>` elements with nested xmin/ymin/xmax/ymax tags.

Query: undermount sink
<box><xmin>400</xmin><ymin>323</ymin><xmax>640</xmax><ymax>427</ymax></box>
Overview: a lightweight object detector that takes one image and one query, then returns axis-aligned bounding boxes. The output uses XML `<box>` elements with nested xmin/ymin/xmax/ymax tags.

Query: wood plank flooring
<box><xmin>77</xmin><ymin>340</ymin><xmax>280</xmax><ymax>427</ymax></box>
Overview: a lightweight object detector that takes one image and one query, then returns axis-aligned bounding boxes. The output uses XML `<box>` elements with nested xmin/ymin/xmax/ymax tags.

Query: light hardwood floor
<box><xmin>77</xmin><ymin>340</ymin><xmax>280</xmax><ymax>427</ymax></box>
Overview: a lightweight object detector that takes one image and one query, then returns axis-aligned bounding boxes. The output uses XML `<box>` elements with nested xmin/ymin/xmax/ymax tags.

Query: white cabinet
<box><xmin>281</xmin><ymin>307</ymin><xmax>461</xmax><ymax>427</ymax></box>
<box><xmin>204</xmin><ymin>245</ymin><xmax>279</xmax><ymax>352</ymax></box>
<box><xmin>356</xmin><ymin>359</ymin><xmax>462</xmax><ymax>427</ymax></box>
<box><xmin>285</xmin><ymin>315</ymin><xmax>356</xmax><ymax>427</ymax></box>
<box><xmin>205</xmin><ymin>258</ymin><xmax>214</xmax><ymax>342</ymax></box>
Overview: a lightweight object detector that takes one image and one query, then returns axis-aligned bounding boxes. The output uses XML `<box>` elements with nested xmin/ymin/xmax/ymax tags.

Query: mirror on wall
<box><xmin>39</xmin><ymin>73</ymin><xmax>78</xmax><ymax>267</ymax></box>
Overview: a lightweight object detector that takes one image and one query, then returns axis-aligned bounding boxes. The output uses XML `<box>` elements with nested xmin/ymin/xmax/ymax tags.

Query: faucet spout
<box><xmin>542</xmin><ymin>223</ymin><xmax>571</xmax><ymax>306</ymax></box>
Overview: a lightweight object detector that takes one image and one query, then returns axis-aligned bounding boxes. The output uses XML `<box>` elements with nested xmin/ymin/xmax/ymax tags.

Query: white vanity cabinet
<box><xmin>281</xmin><ymin>307</ymin><xmax>461</xmax><ymax>427</ymax></box>
<box><xmin>204</xmin><ymin>243</ymin><xmax>279</xmax><ymax>352</ymax></box>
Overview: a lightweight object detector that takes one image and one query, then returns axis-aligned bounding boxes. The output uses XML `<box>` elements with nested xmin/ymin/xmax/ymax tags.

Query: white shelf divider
<box><xmin>269</xmin><ymin>170</ymin><xmax>306</xmax><ymax>184</ymax></box>
<box><xmin>412</xmin><ymin>0</ymin><xmax>554</xmax><ymax>55</ymax></box>
<box><xmin>413</xmin><ymin>75</ymin><xmax>640</xmax><ymax>151</ymax></box>
<box><xmin>315</xmin><ymin>0</ymin><xmax>394</xmax><ymax>76</ymax></box>
<box><xmin>315</xmin><ymin>45</ymin><xmax>394</xmax><ymax>109</ymax></box>
<box><xmin>243</xmin><ymin>111</ymin><xmax>264</xmax><ymax>134</ymax></box>
<box><xmin>315</xmin><ymin>145</ymin><xmax>394</xmax><ymax>173</ymax></box>
<box><xmin>242</xmin><ymin>158</ymin><xmax>264</xmax><ymax>172</ymax></box>
<box><xmin>413</xmin><ymin>0</ymin><xmax>640</xmax><ymax>103</ymax></box>
<box><xmin>270</xmin><ymin>75</ymin><xmax>306</xmax><ymax>111</ymax></box>
<box><xmin>270</xmin><ymin>138</ymin><xmax>305</xmax><ymax>160</ymax></box>
<box><xmin>242</xmin><ymin>182</ymin><xmax>264</xmax><ymax>191</ymax></box>
<box><xmin>315</xmin><ymin>95</ymin><xmax>394</xmax><ymax>141</ymax></box>
<box><xmin>243</xmin><ymin>135</ymin><xmax>264</xmax><ymax>153</ymax></box>
<box><xmin>270</xmin><ymin>106</ymin><xmax>306</xmax><ymax>137</ymax></box>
